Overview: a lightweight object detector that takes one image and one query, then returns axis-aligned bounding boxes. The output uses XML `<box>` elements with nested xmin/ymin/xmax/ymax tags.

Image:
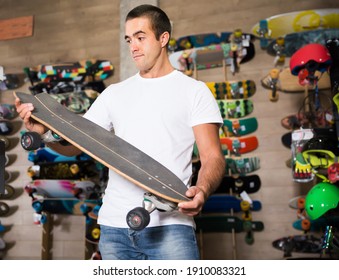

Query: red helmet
<box><xmin>290</xmin><ymin>43</ymin><xmax>332</xmax><ymax>76</ymax></box>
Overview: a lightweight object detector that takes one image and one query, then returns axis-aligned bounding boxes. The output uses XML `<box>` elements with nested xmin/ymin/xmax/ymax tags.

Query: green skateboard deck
<box><xmin>222</xmin><ymin>117</ymin><xmax>258</xmax><ymax>137</ymax></box>
<box><xmin>225</xmin><ymin>155</ymin><xmax>260</xmax><ymax>176</ymax></box>
<box><xmin>206</xmin><ymin>80</ymin><xmax>256</xmax><ymax>99</ymax></box>
<box><xmin>49</xmin><ymin>90</ymin><xmax>99</xmax><ymax>114</ymax></box>
<box><xmin>217</xmin><ymin>99</ymin><xmax>254</xmax><ymax>119</ymax></box>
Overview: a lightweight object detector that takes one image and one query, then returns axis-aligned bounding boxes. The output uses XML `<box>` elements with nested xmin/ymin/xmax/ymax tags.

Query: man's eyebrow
<box><xmin>124</xmin><ymin>30</ymin><xmax>146</xmax><ymax>40</ymax></box>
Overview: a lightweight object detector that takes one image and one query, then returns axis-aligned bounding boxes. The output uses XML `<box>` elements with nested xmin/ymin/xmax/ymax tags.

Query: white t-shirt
<box><xmin>84</xmin><ymin>70</ymin><xmax>222</xmax><ymax>228</ymax></box>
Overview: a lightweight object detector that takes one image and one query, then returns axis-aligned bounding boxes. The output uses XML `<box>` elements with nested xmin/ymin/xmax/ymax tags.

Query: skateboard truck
<box><xmin>126</xmin><ymin>193</ymin><xmax>177</xmax><ymax>231</ymax></box>
<box><xmin>21</xmin><ymin>131</ymin><xmax>69</xmax><ymax>151</ymax></box>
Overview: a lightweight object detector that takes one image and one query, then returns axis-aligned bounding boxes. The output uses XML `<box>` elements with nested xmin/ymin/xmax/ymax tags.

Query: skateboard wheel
<box><xmin>32</xmin><ymin>201</ymin><xmax>43</xmax><ymax>212</ymax></box>
<box><xmin>0</xmin><ymin>202</ymin><xmax>10</xmax><ymax>216</ymax></box>
<box><xmin>243</xmin><ymin>221</ymin><xmax>254</xmax><ymax>245</ymax></box>
<box><xmin>240</xmin><ymin>200</ymin><xmax>250</xmax><ymax>211</ymax></box>
<box><xmin>126</xmin><ymin>207</ymin><xmax>150</xmax><ymax>231</ymax></box>
<box><xmin>0</xmin><ymin>185</ymin><xmax>15</xmax><ymax>199</ymax></box>
<box><xmin>301</xmin><ymin>219</ymin><xmax>311</xmax><ymax>231</ymax></box>
<box><xmin>91</xmin><ymin>228</ymin><xmax>101</xmax><ymax>240</ymax></box>
<box><xmin>297</xmin><ymin>197</ymin><xmax>305</xmax><ymax>209</ymax></box>
<box><xmin>39</xmin><ymin>214</ymin><xmax>47</xmax><ymax>224</ymax></box>
<box><xmin>0</xmin><ymin>135</ymin><xmax>10</xmax><ymax>150</ymax></box>
<box><xmin>242</xmin><ymin>212</ymin><xmax>252</xmax><ymax>221</ymax></box>
<box><xmin>80</xmin><ymin>203</ymin><xmax>90</xmax><ymax>214</ymax></box>
<box><xmin>70</xmin><ymin>164</ymin><xmax>79</xmax><ymax>175</ymax></box>
<box><xmin>21</xmin><ymin>132</ymin><xmax>42</xmax><ymax>150</ymax></box>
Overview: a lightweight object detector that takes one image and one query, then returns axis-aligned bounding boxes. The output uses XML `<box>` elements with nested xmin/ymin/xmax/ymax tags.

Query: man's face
<box><xmin>125</xmin><ymin>17</ymin><xmax>163</xmax><ymax>72</ymax></box>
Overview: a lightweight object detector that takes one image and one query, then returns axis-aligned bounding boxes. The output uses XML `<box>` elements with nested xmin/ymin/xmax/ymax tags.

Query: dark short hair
<box><xmin>126</xmin><ymin>4</ymin><xmax>171</xmax><ymax>40</ymax></box>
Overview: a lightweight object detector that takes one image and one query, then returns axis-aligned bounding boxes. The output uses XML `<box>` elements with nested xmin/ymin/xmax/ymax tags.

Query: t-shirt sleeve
<box><xmin>190</xmin><ymin>82</ymin><xmax>223</xmax><ymax>127</ymax></box>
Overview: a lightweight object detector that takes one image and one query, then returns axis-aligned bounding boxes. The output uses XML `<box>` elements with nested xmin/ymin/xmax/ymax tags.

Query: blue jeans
<box><xmin>99</xmin><ymin>224</ymin><xmax>200</xmax><ymax>260</ymax></box>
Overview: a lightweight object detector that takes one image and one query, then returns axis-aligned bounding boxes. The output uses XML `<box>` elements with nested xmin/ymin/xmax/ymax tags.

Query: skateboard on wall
<box><xmin>222</xmin><ymin>117</ymin><xmax>258</xmax><ymax>137</ymax></box>
<box><xmin>170</xmin><ymin>30</ymin><xmax>255</xmax><ymax>52</ymax></box>
<box><xmin>25</xmin><ymin>179</ymin><xmax>102</xmax><ymax>200</ymax></box>
<box><xmin>169</xmin><ymin>41</ymin><xmax>255</xmax><ymax>75</ymax></box>
<box><xmin>251</xmin><ymin>9</ymin><xmax>339</xmax><ymax>45</ymax></box>
<box><xmin>26</xmin><ymin>160</ymin><xmax>101</xmax><ymax>181</ymax></box>
<box><xmin>214</xmin><ymin>174</ymin><xmax>261</xmax><ymax>195</ymax></box>
<box><xmin>292</xmin><ymin>216</ymin><xmax>339</xmax><ymax>232</ymax></box>
<box><xmin>261</xmin><ymin>67</ymin><xmax>331</xmax><ymax>93</ymax></box>
<box><xmin>220</xmin><ymin>135</ymin><xmax>259</xmax><ymax>155</ymax></box>
<box><xmin>15</xmin><ymin>92</ymin><xmax>190</xmax><ymax>231</ymax></box>
<box><xmin>31</xmin><ymin>197</ymin><xmax>102</xmax><ymax>225</ymax></box>
<box><xmin>49</xmin><ymin>90</ymin><xmax>100</xmax><ymax>114</ymax></box>
<box><xmin>25</xmin><ymin>59</ymin><xmax>114</xmax><ymax>84</ymax></box>
<box><xmin>194</xmin><ymin>215</ymin><xmax>264</xmax><ymax>233</ymax></box>
<box><xmin>225</xmin><ymin>155</ymin><xmax>260</xmax><ymax>176</ymax></box>
<box><xmin>27</xmin><ymin>146</ymin><xmax>92</xmax><ymax>164</ymax></box>
<box><xmin>266</xmin><ymin>28</ymin><xmax>339</xmax><ymax>60</ymax></box>
<box><xmin>217</xmin><ymin>99</ymin><xmax>254</xmax><ymax>119</ymax></box>
<box><xmin>206</xmin><ymin>80</ymin><xmax>256</xmax><ymax>99</ymax></box>
<box><xmin>0</xmin><ymin>66</ymin><xmax>25</xmax><ymax>90</ymax></box>
<box><xmin>272</xmin><ymin>234</ymin><xmax>323</xmax><ymax>257</ymax></box>
<box><xmin>202</xmin><ymin>194</ymin><xmax>262</xmax><ymax>213</ymax></box>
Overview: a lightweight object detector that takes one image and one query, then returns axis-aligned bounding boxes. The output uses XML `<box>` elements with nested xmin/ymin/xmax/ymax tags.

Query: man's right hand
<box><xmin>15</xmin><ymin>97</ymin><xmax>47</xmax><ymax>134</ymax></box>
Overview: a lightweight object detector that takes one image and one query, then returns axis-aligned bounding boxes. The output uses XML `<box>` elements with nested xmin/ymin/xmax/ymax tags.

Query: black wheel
<box><xmin>0</xmin><ymin>185</ymin><xmax>15</xmax><ymax>199</ymax></box>
<box><xmin>126</xmin><ymin>207</ymin><xmax>150</xmax><ymax>231</ymax></box>
<box><xmin>0</xmin><ymin>202</ymin><xmax>10</xmax><ymax>216</ymax></box>
<box><xmin>0</xmin><ymin>135</ymin><xmax>10</xmax><ymax>150</ymax></box>
<box><xmin>21</xmin><ymin>132</ymin><xmax>42</xmax><ymax>150</ymax></box>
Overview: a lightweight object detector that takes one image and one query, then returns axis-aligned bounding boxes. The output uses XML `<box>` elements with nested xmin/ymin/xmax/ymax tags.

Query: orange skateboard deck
<box><xmin>220</xmin><ymin>135</ymin><xmax>258</xmax><ymax>155</ymax></box>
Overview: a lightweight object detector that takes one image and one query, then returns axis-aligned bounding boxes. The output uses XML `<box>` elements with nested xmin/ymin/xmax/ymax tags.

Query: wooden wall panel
<box><xmin>0</xmin><ymin>0</ymin><xmax>336</xmax><ymax>259</ymax></box>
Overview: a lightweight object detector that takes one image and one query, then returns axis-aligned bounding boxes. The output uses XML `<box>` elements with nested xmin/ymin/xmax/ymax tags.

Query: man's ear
<box><xmin>160</xmin><ymin>31</ymin><xmax>170</xmax><ymax>48</ymax></box>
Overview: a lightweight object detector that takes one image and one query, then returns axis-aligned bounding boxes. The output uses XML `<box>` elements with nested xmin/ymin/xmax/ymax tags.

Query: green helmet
<box><xmin>305</xmin><ymin>182</ymin><xmax>339</xmax><ymax>220</ymax></box>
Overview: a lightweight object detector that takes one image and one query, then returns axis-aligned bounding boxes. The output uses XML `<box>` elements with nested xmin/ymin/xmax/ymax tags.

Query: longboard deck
<box><xmin>206</xmin><ymin>80</ymin><xmax>256</xmax><ymax>99</ymax></box>
<box><xmin>15</xmin><ymin>92</ymin><xmax>189</xmax><ymax>203</ymax></box>
<box><xmin>215</xmin><ymin>174</ymin><xmax>261</xmax><ymax>194</ymax></box>
<box><xmin>25</xmin><ymin>179</ymin><xmax>99</xmax><ymax>199</ymax></box>
<box><xmin>223</xmin><ymin>117</ymin><xmax>258</xmax><ymax>137</ymax></box>
<box><xmin>251</xmin><ymin>9</ymin><xmax>339</xmax><ymax>39</ymax></box>
<box><xmin>202</xmin><ymin>195</ymin><xmax>262</xmax><ymax>213</ymax></box>
<box><xmin>194</xmin><ymin>215</ymin><xmax>264</xmax><ymax>233</ymax></box>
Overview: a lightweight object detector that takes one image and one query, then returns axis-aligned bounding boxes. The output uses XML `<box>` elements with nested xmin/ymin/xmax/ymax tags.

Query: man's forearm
<box><xmin>195</xmin><ymin>155</ymin><xmax>225</xmax><ymax>198</ymax></box>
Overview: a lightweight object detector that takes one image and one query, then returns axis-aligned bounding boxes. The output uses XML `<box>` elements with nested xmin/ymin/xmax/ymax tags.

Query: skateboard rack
<box><xmin>40</xmin><ymin>212</ymin><xmax>95</xmax><ymax>260</ymax></box>
<box><xmin>41</xmin><ymin>212</ymin><xmax>53</xmax><ymax>260</ymax></box>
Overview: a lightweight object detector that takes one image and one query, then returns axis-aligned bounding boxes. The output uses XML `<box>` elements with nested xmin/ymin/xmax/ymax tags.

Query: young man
<box><xmin>15</xmin><ymin>4</ymin><xmax>225</xmax><ymax>260</ymax></box>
